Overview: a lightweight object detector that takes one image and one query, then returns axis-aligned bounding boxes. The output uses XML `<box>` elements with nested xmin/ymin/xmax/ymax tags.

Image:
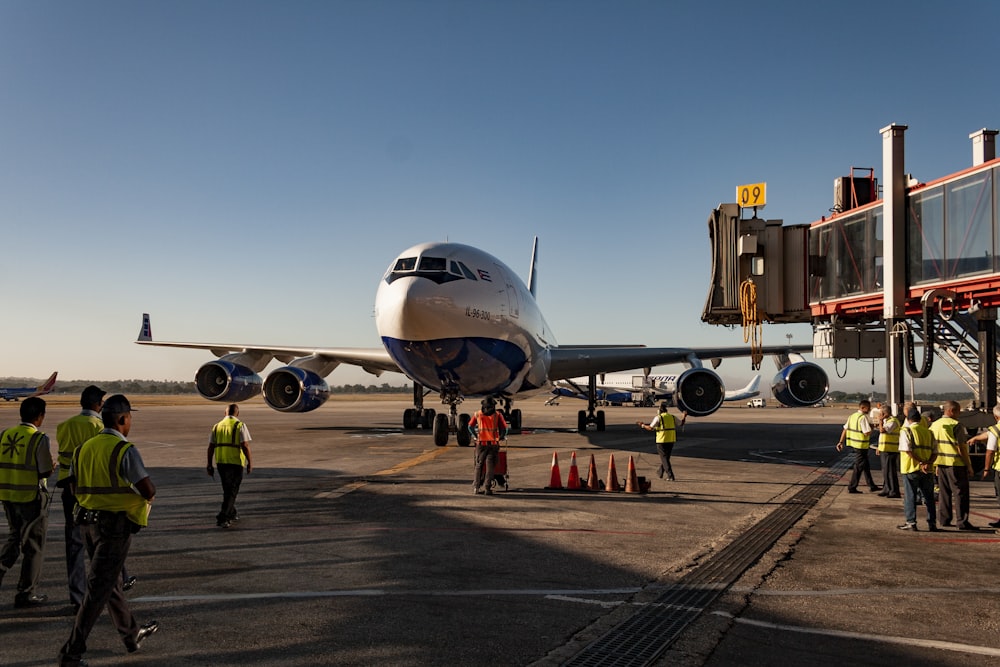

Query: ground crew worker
<box><xmin>0</xmin><ymin>396</ymin><xmax>53</xmax><ymax>608</ymax></box>
<box><xmin>897</xmin><ymin>405</ymin><xmax>938</xmax><ymax>531</ymax></box>
<box><xmin>968</xmin><ymin>404</ymin><xmax>1000</xmax><ymax>529</ymax></box>
<box><xmin>638</xmin><ymin>402</ymin><xmax>686</xmax><ymax>481</ymax></box>
<box><xmin>57</xmin><ymin>385</ymin><xmax>110</xmax><ymax>613</ymax></box>
<box><xmin>469</xmin><ymin>397</ymin><xmax>508</xmax><ymax>495</ymax></box>
<box><xmin>836</xmin><ymin>399</ymin><xmax>880</xmax><ymax>493</ymax></box>
<box><xmin>58</xmin><ymin>394</ymin><xmax>158</xmax><ymax>666</ymax></box>
<box><xmin>207</xmin><ymin>404</ymin><xmax>253</xmax><ymax>527</ymax></box>
<box><xmin>931</xmin><ymin>400</ymin><xmax>977</xmax><ymax>530</ymax></box>
<box><xmin>876</xmin><ymin>408</ymin><xmax>902</xmax><ymax>498</ymax></box>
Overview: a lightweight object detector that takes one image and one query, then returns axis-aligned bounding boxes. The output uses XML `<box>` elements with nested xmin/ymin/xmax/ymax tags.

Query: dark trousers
<box><xmin>656</xmin><ymin>441</ymin><xmax>675</xmax><ymax>480</ymax></box>
<box><xmin>474</xmin><ymin>443</ymin><xmax>499</xmax><ymax>489</ymax></box>
<box><xmin>937</xmin><ymin>465</ymin><xmax>971</xmax><ymax>526</ymax></box>
<box><xmin>902</xmin><ymin>471</ymin><xmax>937</xmax><ymax>527</ymax></box>
<box><xmin>61</xmin><ymin>488</ymin><xmax>87</xmax><ymax>607</ymax></box>
<box><xmin>880</xmin><ymin>452</ymin><xmax>900</xmax><ymax>496</ymax></box>
<box><xmin>1</xmin><ymin>490</ymin><xmax>50</xmax><ymax>597</ymax></box>
<box><xmin>59</xmin><ymin>512</ymin><xmax>140</xmax><ymax>666</ymax></box>
<box><xmin>847</xmin><ymin>446</ymin><xmax>877</xmax><ymax>491</ymax></box>
<box><xmin>217</xmin><ymin>463</ymin><xmax>244</xmax><ymax>524</ymax></box>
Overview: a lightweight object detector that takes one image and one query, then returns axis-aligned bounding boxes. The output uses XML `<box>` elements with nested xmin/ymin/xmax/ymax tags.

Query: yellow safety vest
<box><xmin>56</xmin><ymin>412</ymin><xmax>103</xmax><ymax>484</ymax></box>
<box><xmin>845</xmin><ymin>411</ymin><xmax>870</xmax><ymax>449</ymax></box>
<box><xmin>930</xmin><ymin>417</ymin><xmax>965</xmax><ymax>468</ymax></box>
<box><xmin>74</xmin><ymin>433</ymin><xmax>150</xmax><ymax>527</ymax></box>
<box><xmin>0</xmin><ymin>425</ymin><xmax>45</xmax><ymax>503</ymax></box>
<box><xmin>654</xmin><ymin>412</ymin><xmax>677</xmax><ymax>444</ymax></box>
<box><xmin>877</xmin><ymin>416</ymin><xmax>901</xmax><ymax>453</ymax></box>
<box><xmin>211</xmin><ymin>418</ymin><xmax>246</xmax><ymax>465</ymax></box>
<box><xmin>988</xmin><ymin>424</ymin><xmax>1000</xmax><ymax>472</ymax></box>
<box><xmin>900</xmin><ymin>424</ymin><xmax>934</xmax><ymax>475</ymax></box>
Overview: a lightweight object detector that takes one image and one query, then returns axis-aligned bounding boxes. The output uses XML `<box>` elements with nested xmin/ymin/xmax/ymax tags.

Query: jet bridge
<box><xmin>703</xmin><ymin>125</ymin><xmax>1000</xmax><ymax>415</ymax></box>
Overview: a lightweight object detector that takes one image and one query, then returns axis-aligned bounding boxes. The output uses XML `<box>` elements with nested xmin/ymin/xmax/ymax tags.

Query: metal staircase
<box><xmin>908</xmin><ymin>311</ymin><xmax>998</xmax><ymax>397</ymax></box>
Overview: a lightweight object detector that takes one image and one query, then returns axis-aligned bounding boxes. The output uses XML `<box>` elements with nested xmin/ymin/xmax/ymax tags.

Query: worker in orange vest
<box><xmin>469</xmin><ymin>397</ymin><xmax>508</xmax><ymax>496</ymax></box>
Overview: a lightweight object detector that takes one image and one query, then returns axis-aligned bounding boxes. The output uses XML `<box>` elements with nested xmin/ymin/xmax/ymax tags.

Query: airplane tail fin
<box><xmin>527</xmin><ymin>237</ymin><xmax>538</xmax><ymax>297</ymax></box>
<box><xmin>34</xmin><ymin>372</ymin><xmax>57</xmax><ymax>396</ymax></box>
<box><xmin>138</xmin><ymin>313</ymin><xmax>153</xmax><ymax>342</ymax></box>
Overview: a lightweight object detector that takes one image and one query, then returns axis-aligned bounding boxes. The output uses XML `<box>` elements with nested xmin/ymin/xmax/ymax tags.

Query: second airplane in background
<box><xmin>0</xmin><ymin>372</ymin><xmax>58</xmax><ymax>402</ymax></box>
<box><xmin>137</xmin><ymin>239</ymin><xmax>828</xmax><ymax>444</ymax></box>
<box><xmin>551</xmin><ymin>373</ymin><xmax>761</xmax><ymax>407</ymax></box>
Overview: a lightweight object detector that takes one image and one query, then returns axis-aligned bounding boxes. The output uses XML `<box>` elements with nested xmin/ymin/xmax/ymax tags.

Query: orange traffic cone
<box><xmin>624</xmin><ymin>456</ymin><xmax>640</xmax><ymax>493</ymax></box>
<box><xmin>566</xmin><ymin>452</ymin><xmax>582</xmax><ymax>490</ymax></box>
<box><xmin>605</xmin><ymin>454</ymin><xmax>621</xmax><ymax>492</ymax></box>
<box><xmin>545</xmin><ymin>452</ymin><xmax>563</xmax><ymax>489</ymax></box>
<box><xmin>585</xmin><ymin>454</ymin><xmax>600</xmax><ymax>491</ymax></box>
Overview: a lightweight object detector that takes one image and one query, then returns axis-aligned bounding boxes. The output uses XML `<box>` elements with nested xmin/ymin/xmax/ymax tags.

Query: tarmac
<box><xmin>0</xmin><ymin>397</ymin><xmax>998</xmax><ymax>666</ymax></box>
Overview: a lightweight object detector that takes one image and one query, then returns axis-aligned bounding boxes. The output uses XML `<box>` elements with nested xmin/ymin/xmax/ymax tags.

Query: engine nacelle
<box><xmin>263</xmin><ymin>366</ymin><xmax>331</xmax><ymax>413</ymax></box>
<box><xmin>772</xmin><ymin>361</ymin><xmax>829</xmax><ymax>407</ymax></box>
<box><xmin>195</xmin><ymin>361</ymin><xmax>263</xmax><ymax>403</ymax></box>
<box><xmin>675</xmin><ymin>368</ymin><xmax>725</xmax><ymax>417</ymax></box>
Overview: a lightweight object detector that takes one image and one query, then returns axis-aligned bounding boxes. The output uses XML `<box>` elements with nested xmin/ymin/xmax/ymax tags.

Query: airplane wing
<box><xmin>547</xmin><ymin>344</ymin><xmax>812</xmax><ymax>380</ymax></box>
<box><xmin>136</xmin><ymin>314</ymin><xmax>400</xmax><ymax>376</ymax></box>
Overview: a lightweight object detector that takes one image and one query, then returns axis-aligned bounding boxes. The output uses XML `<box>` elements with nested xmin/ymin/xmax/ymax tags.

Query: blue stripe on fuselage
<box><xmin>382</xmin><ymin>336</ymin><xmax>526</xmax><ymax>395</ymax></box>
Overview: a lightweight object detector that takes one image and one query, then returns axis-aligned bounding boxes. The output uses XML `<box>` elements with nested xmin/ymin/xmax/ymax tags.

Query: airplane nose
<box><xmin>375</xmin><ymin>275</ymin><xmax>443</xmax><ymax>341</ymax></box>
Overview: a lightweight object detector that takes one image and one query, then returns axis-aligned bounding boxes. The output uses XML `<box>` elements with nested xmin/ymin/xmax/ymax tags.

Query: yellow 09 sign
<box><xmin>737</xmin><ymin>182</ymin><xmax>766</xmax><ymax>209</ymax></box>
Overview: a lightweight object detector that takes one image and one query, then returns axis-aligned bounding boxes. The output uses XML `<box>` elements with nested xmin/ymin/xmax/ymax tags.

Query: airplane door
<box><xmin>494</xmin><ymin>264</ymin><xmax>520</xmax><ymax>319</ymax></box>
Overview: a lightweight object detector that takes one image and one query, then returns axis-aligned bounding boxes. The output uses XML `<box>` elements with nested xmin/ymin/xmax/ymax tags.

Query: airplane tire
<box><xmin>433</xmin><ymin>414</ymin><xmax>449</xmax><ymax>447</ymax></box>
<box><xmin>421</xmin><ymin>409</ymin><xmax>436</xmax><ymax>429</ymax></box>
<box><xmin>510</xmin><ymin>409</ymin><xmax>522</xmax><ymax>433</ymax></box>
<box><xmin>403</xmin><ymin>408</ymin><xmax>417</xmax><ymax>430</ymax></box>
<box><xmin>577</xmin><ymin>410</ymin><xmax>587</xmax><ymax>433</ymax></box>
<box><xmin>457</xmin><ymin>414</ymin><xmax>472</xmax><ymax>447</ymax></box>
<box><xmin>596</xmin><ymin>410</ymin><xmax>606</xmax><ymax>432</ymax></box>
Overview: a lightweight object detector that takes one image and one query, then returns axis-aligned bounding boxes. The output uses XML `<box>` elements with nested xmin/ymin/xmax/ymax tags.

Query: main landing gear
<box><xmin>577</xmin><ymin>374</ymin><xmax>606</xmax><ymax>433</ymax></box>
<box><xmin>401</xmin><ymin>383</ymin><xmax>522</xmax><ymax>446</ymax></box>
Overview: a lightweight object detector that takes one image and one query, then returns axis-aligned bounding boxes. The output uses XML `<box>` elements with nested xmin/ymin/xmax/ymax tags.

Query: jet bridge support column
<box><xmin>881</xmin><ymin>124</ymin><xmax>908</xmax><ymax>416</ymax></box>
<box><xmin>977</xmin><ymin>308</ymin><xmax>998</xmax><ymax>409</ymax></box>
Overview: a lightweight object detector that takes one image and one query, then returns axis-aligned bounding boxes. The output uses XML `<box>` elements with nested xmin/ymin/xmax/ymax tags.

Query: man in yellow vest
<box><xmin>469</xmin><ymin>397</ymin><xmax>508</xmax><ymax>495</ymax></box>
<box><xmin>897</xmin><ymin>405</ymin><xmax>938</xmax><ymax>531</ymax></box>
<box><xmin>638</xmin><ymin>402</ymin><xmax>687</xmax><ymax>481</ymax></box>
<box><xmin>875</xmin><ymin>407</ymin><xmax>902</xmax><ymax>498</ymax></box>
<box><xmin>207</xmin><ymin>403</ymin><xmax>253</xmax><ymax>527</ymax></box>
<box><xmin>0</xmin><ymin>396</ymin><xmax>53</xmax><ymax>608</ymax></box>
<box><xmin>968</xmin><ymin>404</ymin><xmax>1000</xmax><ymax>529</ymax></box>
<box><xmin>58</xmin><ymin>394</ymin><xmax>158</xmax><ymax>666</ymax></box>
<box><xmin>56</xmin><ymin>385</ymin><xmax>107</xmax><ymax>613</ymax></box>
<box><xmin>836</xmin><ymin>399</ymin><xmax>880</xmax><ymax>493</ymax></box>
<box><xmin>931</xmin><ymin>400</ymin><xmax>977</xmax><ymax>530</ymax></box>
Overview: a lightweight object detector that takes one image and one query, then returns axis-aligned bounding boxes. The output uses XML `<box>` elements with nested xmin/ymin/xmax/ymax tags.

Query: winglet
<box><xmin>527</xmin><ymin>236</ymin><xmax>539</xmax><ymax>297</ymax></box>
<box><xmin>138</xmin><ymin>313</ymin><xmax>153</xmax><ymax>342</ymax></box>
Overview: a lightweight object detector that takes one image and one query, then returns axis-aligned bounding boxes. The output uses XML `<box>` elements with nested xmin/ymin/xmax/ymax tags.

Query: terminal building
<box><xmin>703</xmin><ymin>124</ymin><xmax>1000</xmax><ymax>415</ymax></box>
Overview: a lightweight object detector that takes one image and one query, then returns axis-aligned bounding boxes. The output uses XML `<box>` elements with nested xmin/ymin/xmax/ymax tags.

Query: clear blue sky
<box><xmin>2</xmin><ymin>0</ymin><xmax>996</xmax><ymax>394</ymax></box>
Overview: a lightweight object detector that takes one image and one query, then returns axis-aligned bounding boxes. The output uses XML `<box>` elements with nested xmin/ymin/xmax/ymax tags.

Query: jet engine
<box><xmin>263</xmin><ymin>366</ymin><xmax>330</xmax><ymax>413</ymax></box>
<box><xmin>195</xmin><ymin>360</ymin><xmax>263</xmax><ymax>403</ymax></box>
<box><xmin>674</xmin><ymin>368</ymin><xmax>725</xmax><ymax>417</ymax></box>
<box><xmin>772</xmin><ymin>361</ymin><xmax>829</xmax><ymax>407</ymax></box>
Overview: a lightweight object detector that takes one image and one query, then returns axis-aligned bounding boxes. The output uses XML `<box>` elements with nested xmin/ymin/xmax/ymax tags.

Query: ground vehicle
<box><xmin>747</xmin><ymin>398</ymin><xmax>766</xmax><ymax>408</ymax></box>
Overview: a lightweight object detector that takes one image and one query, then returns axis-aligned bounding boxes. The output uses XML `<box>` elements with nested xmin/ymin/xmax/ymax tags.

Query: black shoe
<box><xmin>869</xmin><ymin>486</ymin><xmax>881</xmax><ymax>492</ymax></box>
<box><xmin>896</xmin><ymin>523</ymin><xmax>917</xmax><ymax>531</ymax></box>
<box><xmin>958</xmin><ymin>523</ymin><xmax>979</xmax><ymax>531</ymax></box>
<box><xmin>942</xmin><ymin>521</ymin><xmax>954</xmax><ymax>527</ymax></box>
<box><xmin>848</xmin><ymin>488</ymin><xmax>862</xmax><ymax>494</ymax></box>
<box><xmin>886</xmin><ymin>493</ymin><xmax>901</xmax><ymax>498</ymax></box>
<box><xmin>122</xmin><ymin>576</ymin><xmax>137</xmax><ymax>592</ymax></box>
<box><xmin>927</xmin><ymin>524</ymin><xmax>940</xmax><ymax>532</ymax></box>
<box><xmin>667</xmin><ymin>476</ymin><xmax>676</xmax><ymax>482</ymax></box>
<box><xmin>988</xmin><ymin>520</ymin><xmax>1000</xmax><ymax>528</ymax></box>
<box><xmin>125</xmin><ymin>620</ymin><xmax>159</xmax><ymax>653</ymax></box>
<box><xmin>13</xmin><ymin>593</ymin><xmax>47</xmax><ymax>608</ymax></box>
<box><xmin>877</xmin><ymin>492</ymin><xmax>888</xmax><ymax>497</ymax></box>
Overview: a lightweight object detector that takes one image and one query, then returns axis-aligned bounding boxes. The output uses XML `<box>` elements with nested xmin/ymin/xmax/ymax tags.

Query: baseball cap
<box><xmin>906</xmin><ymin>406</ymin><xmax>921</xmax><ymax>422</ymax></box>
<box><xmin>102</xmin><ymin>394</ymin><xmax>136</xmax><ymax>414</ymax></box>
<box><xmin>81</xmin><ymin>385</ymin><xmax>106</xmax><ymax>406</ymax></box>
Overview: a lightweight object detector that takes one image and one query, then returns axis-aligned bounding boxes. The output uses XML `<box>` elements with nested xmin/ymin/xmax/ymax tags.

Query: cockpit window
<box><xmin>457</xmin><ymin>261</ymin><xmax>478</xmax><ymax>280</ymax></box>
<box><xmin>393</xmin><ymin>257</ymin><xmax>417</xmax><ymax>271</ymax></box>
<box><xmin>418</xmin><ymin>256</ymin><xmax>447</xmax><ymax>271</ymax></box>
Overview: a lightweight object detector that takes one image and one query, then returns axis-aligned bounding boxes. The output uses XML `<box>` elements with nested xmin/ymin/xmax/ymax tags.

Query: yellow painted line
<box><xmin>313</xmin><ymin>447</ymin><xmax>452</xmax><ymax>499</ymax></box>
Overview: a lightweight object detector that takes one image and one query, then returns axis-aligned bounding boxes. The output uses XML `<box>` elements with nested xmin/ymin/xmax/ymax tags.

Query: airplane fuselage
<box><xmin>374</xmin><ymin>242</ymin><xmax>554</xmax><ymax>398</ymax></box>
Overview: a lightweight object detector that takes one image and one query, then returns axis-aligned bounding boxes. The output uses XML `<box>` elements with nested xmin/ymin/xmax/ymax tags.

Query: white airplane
<box><xmin>550</xmin><ymin>373</ymin><xmax>761</xmax><ymax>407</ymax></box>
<box><xmin>137</xmin><ymin>240</ymin><xmax>827</xmax><ymax>445</ymax></box>
<box><xmin>0</xmin><ymin>372</ymin><xmax>58</xmax><ymax>402</ymax></box>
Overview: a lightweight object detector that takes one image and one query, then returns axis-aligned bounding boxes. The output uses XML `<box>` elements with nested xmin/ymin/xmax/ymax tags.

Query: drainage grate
<box><xmin>563</xmin><ymin>455</ymin><xmax>853</xmax><ymax>666</ymax></box>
